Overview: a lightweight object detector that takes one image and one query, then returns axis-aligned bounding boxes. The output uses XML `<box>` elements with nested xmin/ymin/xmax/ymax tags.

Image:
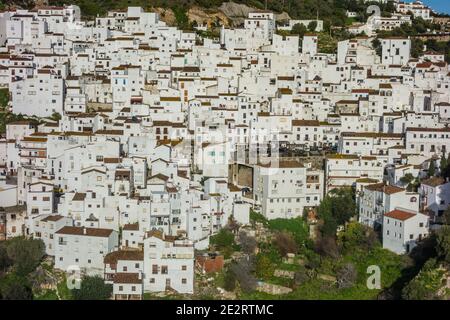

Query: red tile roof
<box><xmin>384</xmin><ymin>209</ymin><xmax>416</xmax><ymax>221</ymax></box>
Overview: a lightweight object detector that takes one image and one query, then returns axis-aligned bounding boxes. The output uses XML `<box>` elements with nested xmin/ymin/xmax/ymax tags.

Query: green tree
<box><xmin>5</xmin><ymin>237</ymin><xmax>45</xmax><ymax>276</ymax></box>
<box><xmin>223</xmin><ymin>267</ymin><xmax>236</xmax><ymax>292</ymax></box>
<box><xmin>173</xmin><ymin>5</ymin><xmax>190</xmax><ymax>30</ymax></box>
<box><xmin>317</xmin><ymin>187</ymin><xmax>356</xmax><ymax>236</ymax></box>
<box><xmin>210</xmin><ymin>229</ymin><xmax>235</xmax><ymax>248</ymax></box>
<box><xmin>400</xmin><ymin>173</ymin><xmax>414</xmax><ymax>185</ymax></box>
<box><xmin>72</xmin><ymin>276</ymin><xmax>112</xmax><ymax>300</ymax></box>
<box><xmin>210</xmin><ymin>229</ymin><xmax>236</xmax><ymax>258</ymax></box>
<box><xmin>0</xmin><ymin>88</ymin><xmax>8</xmax><ymax>109</ymax></box>
<box><xmin>338</xmin><ymin>221</ymin><xmax>379</xmax><ymax>253</ymax></box>
<box><xmin>440</xmin><ymin>152</ymin><xmax>449</xmax><ymax>178</ymax></box>
<box><xmin>428</xmin><ymin>160</ymin><xmax>436</xmax><ymax>177</ymax></box>
<box><xmin>0</xmin><ymin>273</ymin><xmax>33</xmax><ymax>300</ymax></box>
<box><xmin>0</xmin><ymin>245</ymin><xmax>12</xmax><ymax>272</ymax></box>
<box><xmin>435</xmin><ymin>226</ymin><xmax>450</xmax><ymax>264</ymax></box>
<box><xmin>308</xmin><ymin>20</ymin><xmax>318</xmax><ymax>32</ymax></box>
<box><xmin>50</xmin><ymin>112</ymin><xmax>62</xmax><ymax>121</ymax></box>
<box><xmin>291</xmin><ymin>23</ymin><xmax>307</xmax><ymax>37</ymax></box>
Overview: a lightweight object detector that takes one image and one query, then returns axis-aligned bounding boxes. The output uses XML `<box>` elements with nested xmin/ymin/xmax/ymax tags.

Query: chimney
<box><xmin>83</xmin><ymin>227</ymin><xmax>87</xmax><ymax>235</ymax></box>
<box><xmin>138</xmin><ymin>273</ymin><xmax>142</xmax><ymax>280</ymax></box>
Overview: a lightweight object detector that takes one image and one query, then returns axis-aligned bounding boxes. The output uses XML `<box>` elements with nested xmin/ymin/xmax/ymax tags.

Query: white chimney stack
<box><xmin>83</xmin><ymin>227</ymin><xmax>87</xmax><ymax>235</ymax></box>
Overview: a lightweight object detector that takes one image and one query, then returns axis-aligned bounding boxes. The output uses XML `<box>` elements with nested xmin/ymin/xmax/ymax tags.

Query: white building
<box><xmin>143</xmin><ymin>231</ymin><xmax>194</xmax><ymax>294</ymax></box>
<box><xmin>383</xmin><ymin>209</ymin><xmax>429</xmax><ymax>254</ymax></box>
<box><xmin>419</xmin><ymin>177</ymin><xmax>450</xmax><ymax>221</ymax></box>
<box><xmin>54</xmin><ymin>226</ymin><xmax>118</xmax><ymax>276</ymax></box>
<box><xmin>381</xmin><ymin>37</ymin><xmax>411</xmax><ymax>66</ymax></box>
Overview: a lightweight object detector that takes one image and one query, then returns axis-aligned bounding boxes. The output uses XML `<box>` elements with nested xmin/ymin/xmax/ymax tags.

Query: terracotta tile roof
<box><xmin>104</xmin><ymin>250</ymin><xmax>144</xmax><ymax>264</ymax></box>
<box><xmin>365</xmin><ymin>183</ymin><xmax>404</xmax><ymax>194</ymax></box>
<box><xmin>56</xmin><ymin>226</ymin><xmax>113</xmax><ymax>238</ymax></box>
<box><xmin>292</xmin><ymin>119</ymin><xmax>320</xmax><ymax>126</ymax></box>
<box><xmin>123</xmin><ymin>223</ymin><xmax>139</xmax><ymax>231</ymax></box>
<box><xmin>113</xmin><ymin>273</ymin><xmax>142</xmax><ymax>284</ymax></box>
<box><xmin>384</xmin><ymin>209</ymin><xmax>416</xmax><ymax>221</ymax></box>
<box><xmin>421</xmin><ymin>177</ymin><xmax>446</xmax><ymax>187</ymax></box>
<box><xmin>104</xmin><ymin>157</ymin><xmax>122</xmax><ymax>164</ymax></box>
<box><xmin>166</xmin><ymin>186</ymin><xmax>178</xmax><ymax>193</ymax></box>
<box><xmin>148</xmin><ymin>173</ymin><xmax>169</xmax><ymax>182</ymax></box>
<box><xmin>406</xmin><ymin>127</ymin><xmax>450</xmax><ymax>132</ymax></box>
<box><xmin>41</xmin><ymin>215</ymin><xmax>64</xmax><ymax>222</ymax></box>
<box><xmin>72</xmin><ymin>193</ymin><xmax>86</xmax><ymax>201</ymax></box>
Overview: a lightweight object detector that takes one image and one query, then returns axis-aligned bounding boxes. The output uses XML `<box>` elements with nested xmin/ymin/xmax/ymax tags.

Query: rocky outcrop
<box><xmin>257</xmin><ymin>281</ymin><xmax>292</xmax><ymax>295</ymax></box>
<box><xmin>219</xmin><ymin>1</ymin><xmax>290</xmax><ymax>27</ymax></box>
<box><xmin>188</xmin><ymin>6</ymin><xmax>230</xmax><ymax>27</ymax></box>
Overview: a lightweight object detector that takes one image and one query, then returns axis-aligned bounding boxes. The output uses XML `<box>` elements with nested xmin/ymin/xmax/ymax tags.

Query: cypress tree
<box><xmin>428</xmin><ymin>160</ymin><xmax>436</xmax><ymax>177</ymax></box>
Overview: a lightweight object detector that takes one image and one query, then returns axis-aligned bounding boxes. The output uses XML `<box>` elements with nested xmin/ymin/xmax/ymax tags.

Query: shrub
<box><xmin>273</xmin><ymin>232</ymin><xmax>298</xmax><ymax>257</ymax></box>
<box><xmin>72</xmin><ymin>276</ymin><xmax>112</xmax><ymax>300</ymax></box>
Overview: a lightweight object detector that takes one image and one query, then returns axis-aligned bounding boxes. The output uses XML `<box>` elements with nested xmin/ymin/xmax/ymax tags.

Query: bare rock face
<box><xmin>218</xmin><ymin>2</ymin><xmax>291</xmax><ymax>26</ymax></box>
<box><xmin>219</xmin><ymin>1</ymin><xmax>254</xmax><ymax>19</ymax></box>
<box><xmin>275</xmin><ymin>12</ymin><xmax>291</xmax><ymax>23</ymax></box>
<box><xmin>218</xmin><ymin>1</ymin><xmax>254</xmax><ymax>27</ymax></box>
<box><xmin>153</xmin><ymin>8</ymin><xmax>177</xmax><ymax>26</ymax></box>
<box><xmin>188</xmin><ymin>6</ymin><xmax>230</xmax><ymax>27</ymax></box>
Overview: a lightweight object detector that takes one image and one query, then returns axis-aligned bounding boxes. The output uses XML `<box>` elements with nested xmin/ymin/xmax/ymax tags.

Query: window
<box><xmin>152</xmin><ymin>265</ymin><xmax>158</xmax><ymax>274</ymax></box>
<box><xmin>182</xmin><ymin>278</ymin><xmax>187</xmax><ymax>284</ymax></box>
<box><xmin>150</xmin><ymin>278</ymin><xmax>155</xmax><ymax>283</ymax></box>
<box><xmin>181</xmin><ymin>265</ymin><xmax>187</xmax><ymax>271</ymax></box>
<box><xmin>131</xmin><ymin>286</ymin><xmax>136</xmax><ymax>292</ymax></box>
<box><xmin>119</xmin><ymin>286</ymin><xmax>123</xmax><ymax>291</ymax></box>
<box><xmin>161</xmin><ymin>266</ymin><xmax>168</xmax><ymax>274</ymax></box>
<box><xmin>409</xmin><ymin>234</ymin><xmax>414</xmax><ymax>239</ymax></box>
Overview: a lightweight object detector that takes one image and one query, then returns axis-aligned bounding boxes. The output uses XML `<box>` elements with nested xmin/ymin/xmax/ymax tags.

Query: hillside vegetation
<box><xmin>4</xmin><ymin>0</ymin><xmax>397</xmax><ymax>28</ymax></box>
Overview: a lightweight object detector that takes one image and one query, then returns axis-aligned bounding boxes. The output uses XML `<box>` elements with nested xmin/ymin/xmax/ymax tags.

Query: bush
<box><xmin>211</xmin><ymin>229</ymin><xmax>235</xmax><ymax>248</ymax></box>
<box><xmin>250</xmin><ymin>210</ymin><xmax>268</xmax><ymax>226</ymax></box>
<box><xmin>223</xmin><ymin>267</ymin><xmax>237</xmax><ymax>292</ymax></box>
<box><xmin>273</xmin><ymin>231</ymin><xmax>298</xmax><ymax>257</ymax></box>
<box><xmin>268</xmin><ymin>217</ymin><xmax>309</xmax><ymax>246</ymax></box>
<box><xmin>255</xmin><ymin>254</ymin><xmax>275</xmax><ymax>279</ymax></box>
<box><xmin>229</xmin><ymin>257</ymin><xmax>257</xmax><ymax>294</ymax></box>
<box><xmin>72</xmin><ymin>276</ymin><xmax>112</xmax><ymax>300</ymax></box>
<box><xmin>338</xmin><ymin>221</ymin><xmax>379</xmax><ymax>253</ymax></box>
<box><xmin>238</xmin><ymin>231</ymin><xmax>257</xmax><ymax>255</ymax></box>
<box><xmin>315</xmin><ymin>235</ymin><xmax>340</xmax><ymax>258</ymax></box>
<box><xmin>436</xmin><ymin>226</ymin><xmax>450</xmax><ymax>264</ymax></box>
<box><xmin>0</xmin><ymin>273</ymin><xmax>33</xmax><ymax>300</ymax></box>
<box><xmin>294</xmin><ymin>269</ymin><xmax>310</xmax><ymax>286</ymax></box>
<box><xmin>402</xmin><ymin>259</ymin><xmax>445</xmax><ymax>300</ymax></box>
